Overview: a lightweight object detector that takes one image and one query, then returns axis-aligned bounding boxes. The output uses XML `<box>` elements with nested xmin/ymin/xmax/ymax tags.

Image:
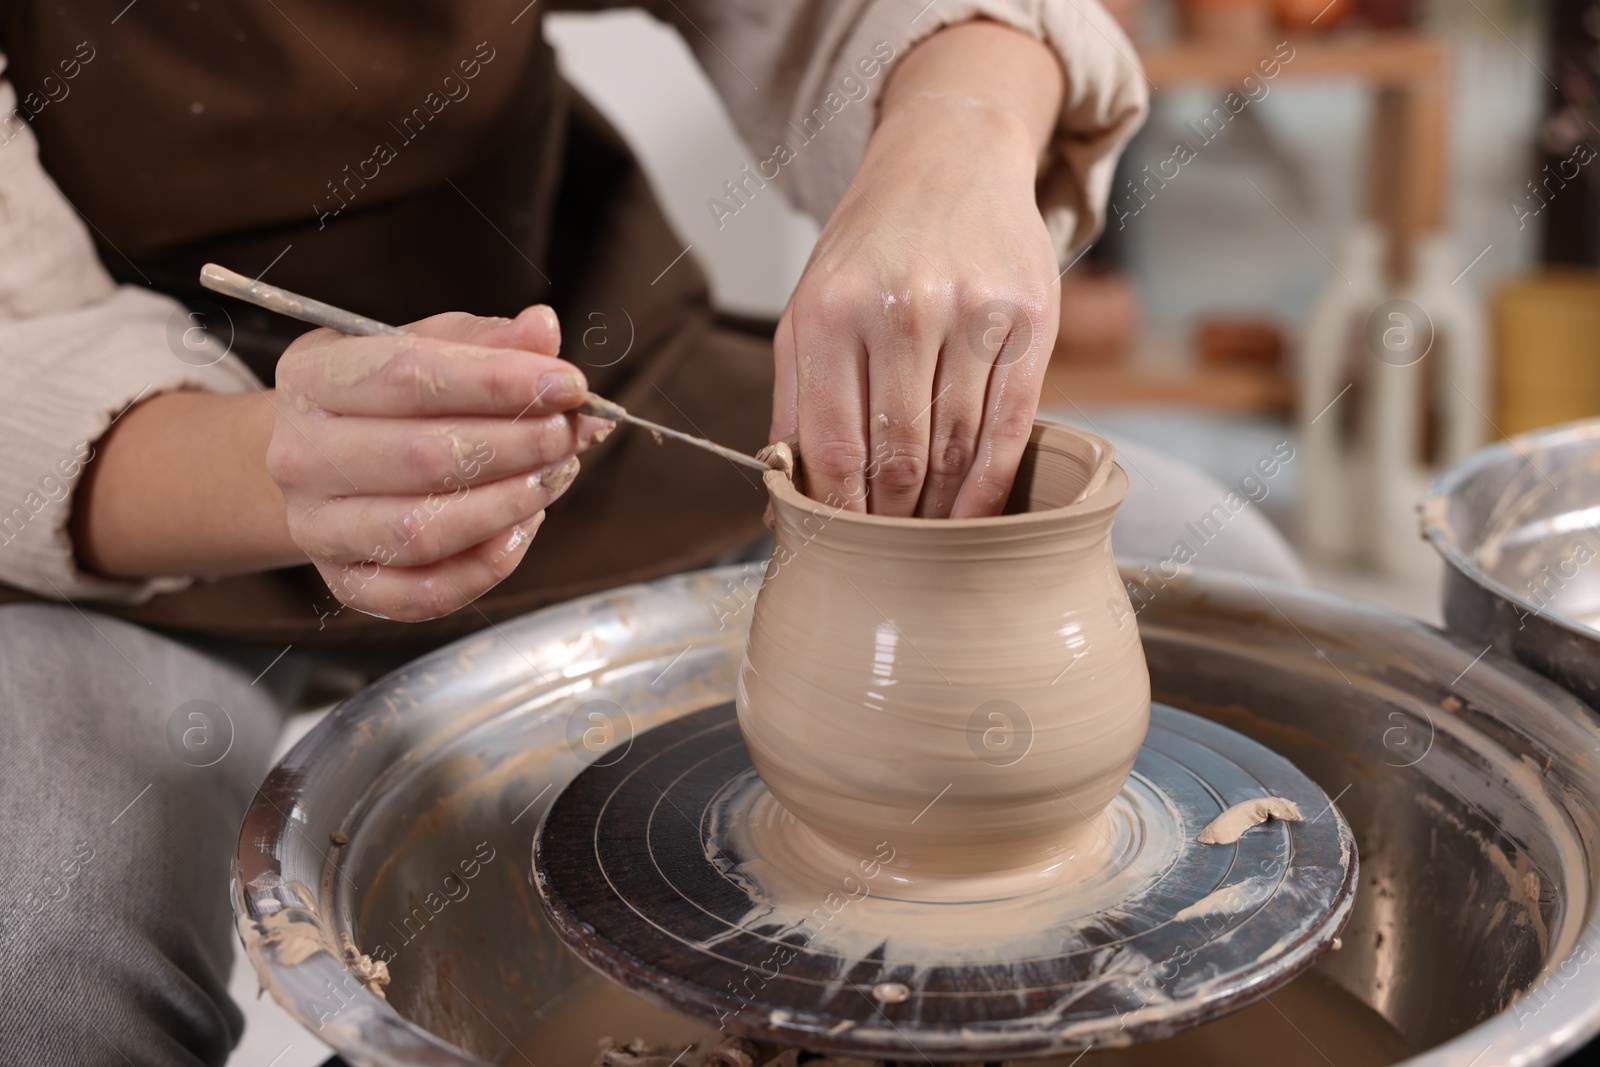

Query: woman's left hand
<box><xmin>771</xmin><ymin>21</ymin><xmax>1066</xmax><ymax>519</ymax></box>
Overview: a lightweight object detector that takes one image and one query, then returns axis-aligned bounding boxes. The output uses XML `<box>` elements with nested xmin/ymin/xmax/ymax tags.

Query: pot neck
<box><xmin>760</xmin><ymin>421</ymin><xmax>1128</xmax><ymax>556</ymax></box>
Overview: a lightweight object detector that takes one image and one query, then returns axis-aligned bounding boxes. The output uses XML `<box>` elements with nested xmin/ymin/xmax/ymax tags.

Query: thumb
<box><xmin>769</xmin><ymin>306</ymin><xmax>799</xmax><ymax>442</ymax></box>
<box><xmin>404</xmin><ymin>305</ymin><xmax>562</xmax><ymax>356</ymax></box>
<box><xmin>476</xmin><ymin>304</ymin><xmax>562</xmax><ymax>355</ymax></box>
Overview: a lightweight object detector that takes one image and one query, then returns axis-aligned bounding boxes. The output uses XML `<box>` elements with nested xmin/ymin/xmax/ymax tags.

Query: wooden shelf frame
<box><xmin>1050</xmin><ymin>31</ymin><xmax>1454</xmax><ymax>413</ymax></box>
<box><xmin>1138</xmin><ymin>30</ymin><xmax>1451</xmax><ymax>284</ymax></box>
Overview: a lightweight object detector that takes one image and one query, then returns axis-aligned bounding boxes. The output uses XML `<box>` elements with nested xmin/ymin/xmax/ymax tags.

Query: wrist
<box><xmin>869</xmin><ymin>18</ymin><xmax>1062</xmax><ymax>182</ymax></box>
<box><xmin>73</xmin><ymin>389</ymin><xmax>298</xmax><ymax>579</ymax></box>
<box><xmin>868</xmin><ymin>94</ymin><xmax>1042</xmax><ymax>183</ymax></box>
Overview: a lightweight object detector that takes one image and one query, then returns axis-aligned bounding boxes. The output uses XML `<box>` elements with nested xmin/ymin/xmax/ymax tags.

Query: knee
<box><xmin>0</xmin><ymin>603</ymin><xmax>282</xmax><ymax>784</ymax></box>
<box><xmin>0</xmin><ymin>871</ymin><xmax>243</xmax><ymax>1064</ymax></box>
<box><xmin>0</xmin><ymin>605</ymin><xmax>258</xmax><ymax>1063</ymax></box>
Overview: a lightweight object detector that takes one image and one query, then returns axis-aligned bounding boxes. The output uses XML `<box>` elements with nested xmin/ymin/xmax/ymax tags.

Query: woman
<box><xmin>0</xmin><ymin>1</ymin><xmax>1144</xmax><ymax>1061</ymax></box>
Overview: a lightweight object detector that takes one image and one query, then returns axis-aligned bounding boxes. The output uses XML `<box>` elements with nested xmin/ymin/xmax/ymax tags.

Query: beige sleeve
<box><xmin>649</xmin><ymin>0</ymin><xmax>1148</xmax><ymax>261</ymax></box>
<box><xmin>0</xmin><ymin>54</ymin><xmax>261</xmax><ymax>604</ymax></box>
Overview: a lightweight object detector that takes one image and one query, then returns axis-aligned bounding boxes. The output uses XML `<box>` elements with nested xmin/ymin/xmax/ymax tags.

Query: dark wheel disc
<box><xmin>533</xmin><ymin>703</ymin><xmax>1356</xmax><ymax>1061</ymax></box>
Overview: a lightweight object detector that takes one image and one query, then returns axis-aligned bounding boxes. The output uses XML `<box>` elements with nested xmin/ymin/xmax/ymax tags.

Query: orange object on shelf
<box><xmin>1276</xmin><ymin>0</ymin><xmax>1353</xmax><ymax>32</ymax></box>
<box><xmin>1196</xmin><ymin>318</ymin><xmax>1286</xmax><ymax>369</ymax></box>
<box><xmin>1056</xmin><ymin>269</ymin><xmax>1140</xmax><ymax>366</ymax></box>
<box><xmin>1179</xmin><ymin>0</ymin><xmax>1273</xmax><ymax>43</ymax></box>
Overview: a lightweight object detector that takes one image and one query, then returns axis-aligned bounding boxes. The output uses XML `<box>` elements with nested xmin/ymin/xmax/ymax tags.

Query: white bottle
<box><xmin>1367</xmin><ymin>234</ymin><xmax>1489</xmax><ymax>576</ymax></box>
<box><xmin>1297</xmin><ymin>224</ymin><xmax>1386</xmax><ymax>562</ymax></box>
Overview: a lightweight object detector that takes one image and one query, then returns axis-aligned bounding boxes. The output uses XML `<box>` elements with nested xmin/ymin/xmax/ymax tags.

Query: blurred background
<box><xmin>229</xmin><ymin>4</ymin><xmax>1600</xmax><ymax>1058</ymax></box>
<box><xmin>540</xmin><ymin>0</ymin><xmax>1598</xmax><ymax>624</ymax></box>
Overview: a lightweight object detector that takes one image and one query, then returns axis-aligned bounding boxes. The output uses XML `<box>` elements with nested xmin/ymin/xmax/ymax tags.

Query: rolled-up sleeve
<box><xmin>0</xmin><ymin>55</ymin><xmax>260</xmax><ymax>604</ymax></box>
<box><xmin>652</xmin><ymin>0</ymin><xmax>1149</xmax><ymax>261</ymax></box>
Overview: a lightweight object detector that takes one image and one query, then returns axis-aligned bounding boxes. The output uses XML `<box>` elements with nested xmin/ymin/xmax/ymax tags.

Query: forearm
<box><xmin>72</xmin><ymin>390</ymin><xmax>302</xmax><ymax>579</ymax></box>
<box><xmin>872</xmin><ymin>20</ymin><xmax>1065</xmax><ymax>181</ymax></box>
<box><xmin>775</xmin><ymin>12</ymin><xmax>1140</xmax><ymax>516</ymax></box>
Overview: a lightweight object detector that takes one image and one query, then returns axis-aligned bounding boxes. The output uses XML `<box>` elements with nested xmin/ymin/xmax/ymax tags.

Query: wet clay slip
<box><xmin>737</xmin><ymin>422</ymin><xmax>1150</xmax><ymax>897</ymax></box>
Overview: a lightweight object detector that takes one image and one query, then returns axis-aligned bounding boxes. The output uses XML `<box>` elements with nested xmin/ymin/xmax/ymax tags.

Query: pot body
<box><xmin>736</xmin><ymin>422</ymin><xmax>1150</xmax><ymax>875</ymax></box>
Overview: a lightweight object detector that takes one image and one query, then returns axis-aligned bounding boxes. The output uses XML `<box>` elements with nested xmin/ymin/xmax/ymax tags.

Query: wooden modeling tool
<box><xmin>199</xmin><ymin>263</ymin><xmax>774</xmax><ymax>473</ymax></box>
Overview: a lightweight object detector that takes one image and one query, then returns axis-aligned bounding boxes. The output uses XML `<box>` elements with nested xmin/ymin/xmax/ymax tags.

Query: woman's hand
<box><xmin>73</xmin><ymin>305</ymin><xmax>606</xmax><ymax>621</ymax></box>
<box><xmin>771</xmin><ymin>21</ymin><xmax>1065</xmax><ymax>518</ymax></box>
<box><xmin>268</xmin><ymin>306</ymin><xmax>608</xmax><ymax>621</ymax></box>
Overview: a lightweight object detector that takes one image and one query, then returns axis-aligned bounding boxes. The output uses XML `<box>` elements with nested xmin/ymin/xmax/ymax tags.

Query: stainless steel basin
<box><xmin>1422</xmin><ymin>417</ymin><xmax>1600</xmax><ymax>709</ymax></box>
<box><xmin>235</xmin><ymin>565</ymin><xmax>1600</xmax><ymax>1066</ymax></box>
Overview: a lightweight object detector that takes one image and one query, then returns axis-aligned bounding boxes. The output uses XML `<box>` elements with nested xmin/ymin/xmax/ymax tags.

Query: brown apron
<box><xmin>0</xmin><ymin>0</ymin><xmax>773</xmax><ymax>660</ymax></box>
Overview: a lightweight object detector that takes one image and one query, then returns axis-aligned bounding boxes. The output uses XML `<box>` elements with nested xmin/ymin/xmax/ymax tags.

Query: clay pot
<box><xmin>737</xmin><ymin>422</ymin><xmax>1150</xmax><ymax>883</ymax></box>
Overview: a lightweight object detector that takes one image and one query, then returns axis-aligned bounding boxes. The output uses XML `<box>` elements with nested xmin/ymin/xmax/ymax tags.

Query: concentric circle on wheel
<box><xmin>533</xmin><ymin>703</ymin><xmax>1356</xmax><ymax>1061</ymax></box>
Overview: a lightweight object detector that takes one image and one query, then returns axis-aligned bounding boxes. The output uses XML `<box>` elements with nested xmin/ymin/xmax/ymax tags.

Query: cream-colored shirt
<box><xmin>0</xmin><ymin>0</ymin><xmax>1145</xmax><ymax>603</ymax></box>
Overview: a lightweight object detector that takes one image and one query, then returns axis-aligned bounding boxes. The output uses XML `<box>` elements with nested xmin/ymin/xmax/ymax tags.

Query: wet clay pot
<box><xmin>737</xmin><ymin>421</ymin><xmax>1150</xmax><ymax>882</ymax></box>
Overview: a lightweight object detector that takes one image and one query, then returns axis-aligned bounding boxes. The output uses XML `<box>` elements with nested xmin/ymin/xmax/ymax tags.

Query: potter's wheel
<box><xmin>533</xmin><ymin>701</ymin><xmax>1356</xmax><ymax>1061</ymax></box>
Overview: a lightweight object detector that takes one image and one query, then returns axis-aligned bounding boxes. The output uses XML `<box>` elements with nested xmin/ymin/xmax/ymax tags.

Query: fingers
<box><xmin>291</xmin><ymin>305</ymin><xmax>564</xmax><ymax>356</ymax></box>
<box><xmin>272</xmin><ymin>304</ymin><xmax>593</xmax><ymax>624</ymax></box>
<box><xmin>269</xmin><ymin>411</ymin><xmax>606</xmax><ymax>495</ymax></box>
<box><xmin>279</xmin><ymin>333</ymin><xmax>588</xmax><ymax>418</ymax></box>
<box><xmin>785</xmin><ymin>286</ymin><xmax>1054</xmax><ymax>519</ymax></box>
<box><xmin>408</xmin><ymin>304</ymin><xmax>563</xmax><ymax>356</ymax></box>
<box><xmin>949</xmin><ymin>296</ymin><xmax>1057</xmax><ymax>518</ymax></box>
<box><xmin>916</xmin><ymin>351</ymin><xmax>988</xmax><ymax>518</ymax></box>
<box><xmin>863</xmin><ymin>297</ymin><xmax>940</xmax><ymax>517</ymax></box>
<box><xmin>280</xmin><ymin>303</ymin><xmax>581</xmax><ymax>420</ymax></box>
<box><xmin>793</xmin><ymin>301</ymin><xmax>870</xmax><ymax>512</ymax></box>
<box><xmin>313</xmin><ymin>512</ymin><xmax>544</xmax><ymax>623</ymax></box>
<box><xmin>766</xmin><ymin>309</ymin><xmax>802</xmax><ymax>530</ymax></box>
<box><xmin>917</xmin><ymin>298</ymin><xmax>1021</xmax><ymax>518</ymax></box>
<box><xmin>291</xmin><ymin>458</ymin><xmax>580</xmax><ymax>569</ymax></box>
<box><xmin>769</xmin><ymin>305</ymin><xmax>800</xmax><ymax>443</ymax></box>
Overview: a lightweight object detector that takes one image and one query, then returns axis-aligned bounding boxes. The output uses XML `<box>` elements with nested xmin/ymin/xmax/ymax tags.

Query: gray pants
<box><xmin>0</xmin><ymin>605</ymin><xmax>296</xmax><ymax>1066</ymax></box>
<box><xmin>0</xmin><ymin>455</ymin><xmax>1303</xmax><ymax>1065</ymax></box>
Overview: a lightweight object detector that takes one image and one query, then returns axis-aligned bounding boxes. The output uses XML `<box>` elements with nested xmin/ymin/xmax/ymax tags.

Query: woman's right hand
<box><xmin>268</xmin><ymin>305</ymin><xmax>609</xmax><ymax>622</ymax></box>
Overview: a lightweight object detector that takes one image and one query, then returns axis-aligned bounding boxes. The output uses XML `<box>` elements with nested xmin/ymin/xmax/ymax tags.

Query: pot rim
<box><xmin>1419</xmin><ymin>416</ymin><xmax>1600</xmax><ymax>643</ymax></box>
<box><xmin>763</xmin><ymin>420</ymin><xmax>1127</xmax><ymax>532</ymax></box>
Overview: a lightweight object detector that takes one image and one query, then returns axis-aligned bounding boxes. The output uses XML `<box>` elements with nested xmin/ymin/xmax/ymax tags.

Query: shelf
<box><xmin>1043</xmin><ymin>29</ymin><xmax>1452</xmax><ymax>413</ymax></box>
<box><xmin>1135</xmin><ymin>29</ymin><xmax>1451</xmax><ymax>283</ymax></box>
<box><xmin>1045</xmin><ymin>360</ymin><xmax>1295</xmax><ymax>414</ymax></box>
<box><xmin>1045</xmin><ymin>327</ymin><xmax>1295</xmax><ymax>414</ymax></box>
<box><xmin>1139</xmin><ymin>30</ymin><xmax>1447</xmax><ymax>88</ymax></box>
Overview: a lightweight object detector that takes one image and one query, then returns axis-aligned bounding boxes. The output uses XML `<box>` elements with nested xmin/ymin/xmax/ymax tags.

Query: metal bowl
<box><xmin>235</xmin><ymin>565</ymin><xmax>1600</xmax><ymax>1066</ymax></box>
<box><xmin>1421</xmin><ymin>418</ymin><xmax>1600</xmax><ymax>710</ymax></box>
